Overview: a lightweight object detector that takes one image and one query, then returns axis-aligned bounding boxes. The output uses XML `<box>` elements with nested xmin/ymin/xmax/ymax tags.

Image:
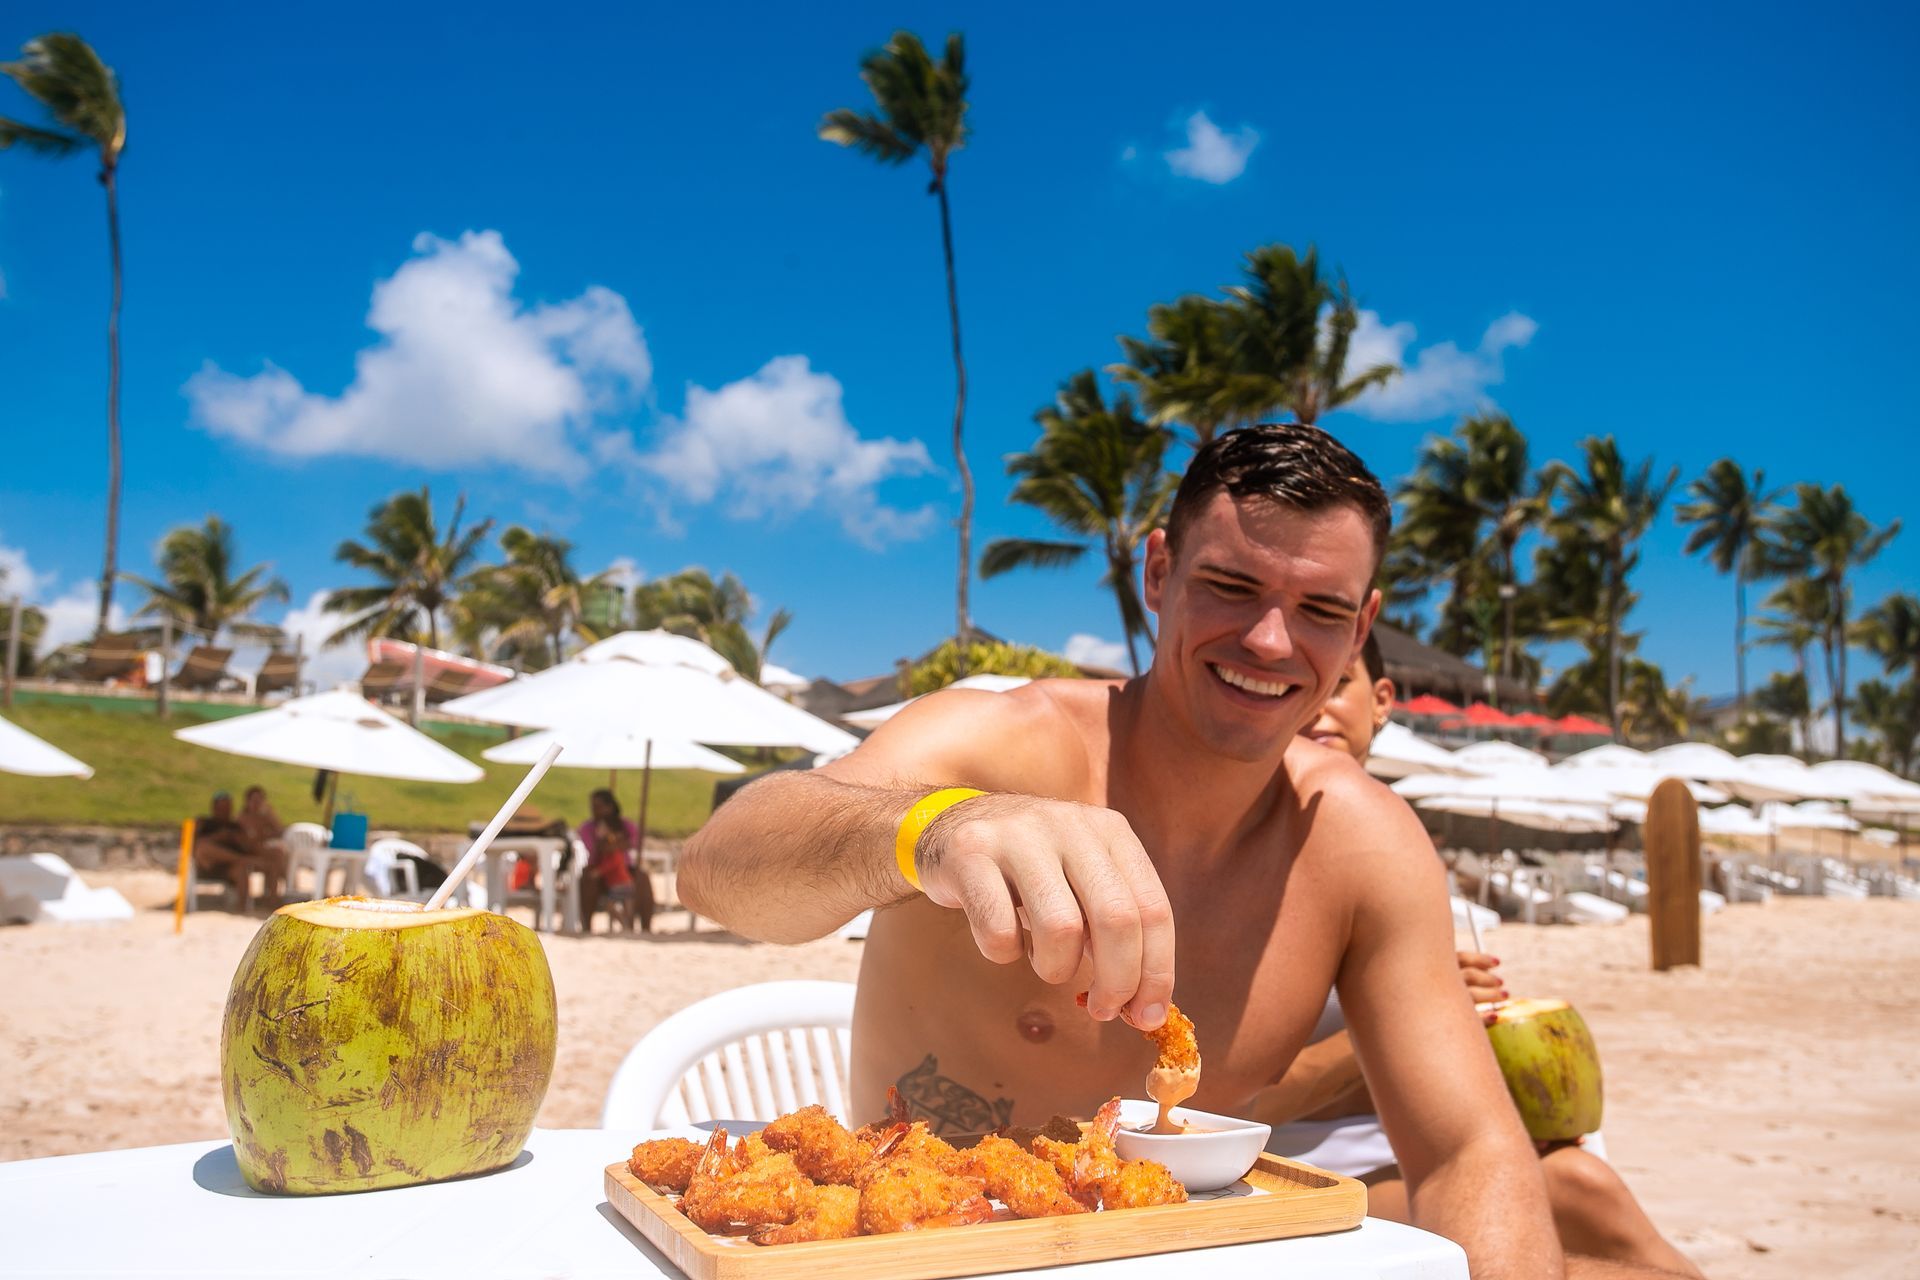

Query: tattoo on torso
<box><xmin>894</xmin><ymin>1054</ymin><xmax>1015</xmax><ymax>1135</ymax></box>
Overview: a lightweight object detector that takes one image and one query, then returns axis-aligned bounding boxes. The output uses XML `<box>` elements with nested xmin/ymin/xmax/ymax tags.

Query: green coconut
<box><xmin>1483</xmin><ymin>997</ymin><xmax>1604</xmax><ymax>1142</ymax></box>
<box><xmin>220</xmin><ymin>896</ymin><xmax>558</xmax><ymax>1195</ymax></box>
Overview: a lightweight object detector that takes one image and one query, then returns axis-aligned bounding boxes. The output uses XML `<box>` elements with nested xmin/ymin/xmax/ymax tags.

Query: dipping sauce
<box><xmin>1128</xmin><ymin>1120</ymin><xmax>1219</xmax><ymax>1135</ymax></box>
<box><xmin>1144</xmin><ymin>1063</ymin><xmax>1200</xmax><ymax>1134</ymax></box>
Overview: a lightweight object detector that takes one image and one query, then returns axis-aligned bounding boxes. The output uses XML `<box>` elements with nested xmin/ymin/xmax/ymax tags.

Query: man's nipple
<box><xmin>1015</xmin><ymin>1005</ymin><xmax>1055</xmax><ymax>1044</ymax></box>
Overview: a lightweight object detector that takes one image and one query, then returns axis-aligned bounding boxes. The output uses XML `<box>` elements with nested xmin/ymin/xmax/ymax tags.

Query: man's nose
<box><xmin>1241</xmin><ymin>605</ymin><xmax>1294</xmax><ymax>663</ymax></box>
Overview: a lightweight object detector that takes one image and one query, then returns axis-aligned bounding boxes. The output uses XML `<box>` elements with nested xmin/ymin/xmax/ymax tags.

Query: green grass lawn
<box><xmin>0</xmin><ymin>693</ymin><xmax>731</xmax><ymax>836</ymax></box>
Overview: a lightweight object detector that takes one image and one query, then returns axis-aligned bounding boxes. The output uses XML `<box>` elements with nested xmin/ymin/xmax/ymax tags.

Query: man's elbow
<box><xmin>675</xmin><ymin>831</ymin><xmax>720</xmax><ymax>922</ymax></box>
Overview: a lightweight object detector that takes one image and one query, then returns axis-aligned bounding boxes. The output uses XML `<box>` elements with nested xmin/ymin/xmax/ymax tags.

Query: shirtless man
<box><xmin>681</xmin><ymin>424</ymin><xmax>1669</xmax><ymax>1277</ymax></box>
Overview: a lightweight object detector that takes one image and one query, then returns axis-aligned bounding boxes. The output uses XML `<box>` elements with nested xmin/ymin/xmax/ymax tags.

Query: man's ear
<box><xmin>1143</xmin><ymin>529</ymin><xmax>1170</xmax><ymax>613</ymax></box>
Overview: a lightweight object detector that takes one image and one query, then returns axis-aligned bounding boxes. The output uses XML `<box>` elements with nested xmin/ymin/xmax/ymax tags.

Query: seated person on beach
<box><xmin>578</xmin><ymin>789</ymin><xmax>655</xmax><ymax>933</ymax></box>
<box><xmin>680</xmin><ymin>424</ymin><xmax>1680</xmax><ymax>1278</ymax></box>
<box><xmin>1253</xmin><ymin>635</ymin><xmax>1703</xmax><ymax>1278</ymax></box>
<box><xmin>194</xmin><ymin>791</ymin><xmax>287</xmax><ymax>904</ymax></box>
<box><xmin>238</xmin><ymin>786</ymin><xmax>284</xmax><ymax>849</ymax></box>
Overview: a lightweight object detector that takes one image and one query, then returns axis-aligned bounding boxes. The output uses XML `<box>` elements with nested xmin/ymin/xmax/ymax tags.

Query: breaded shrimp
<box><xmin>949</xmin><ymin>1135</ymin><xmax>1088</xmax><ymax>1218</ymax></box>
<box><xmin>679</xmin><ymin>1128</ymin><xmax>814</xmax><ymax>1234</ymax></box>
<box><xmin>627</xmin><ymin>1137</ymin><xmax>703</xmax><ymax>1193</ymax></box>
<box><xmin>750</xmin><ymin>1183</ymin><xmax>861</xmax><ymax>1244</ymax></box>
<box><xmin>761</xmin><ymin>1105</ymin><xmax>876</xmax><ymax>1185</ymax></box>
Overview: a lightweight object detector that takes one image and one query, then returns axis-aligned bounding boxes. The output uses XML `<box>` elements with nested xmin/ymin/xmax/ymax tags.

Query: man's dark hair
<box><xmin>1359</xmin><ymin>630</ymin><xmax>1385</xmax><ymax>683</ymax></box>
<box><xmin>1165</xmin><ymin>423</ymin><xmax>1392</xmax><ymax>567</ymax></box>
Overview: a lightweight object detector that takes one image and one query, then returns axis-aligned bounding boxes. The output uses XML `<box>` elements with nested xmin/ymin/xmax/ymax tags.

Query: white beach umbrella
<box><xmin>1546</xmin><ymin>762</ymin><xmax>1728</xmax><ymax>805</ymax></box>
<box><xmin>1418</xmin><ymin>795</ymin><xmax>1616</xmax><ymax>834</ymax></box>
<box><xmin>1451</xmin><ymin>740</ymin><xmax>1551</xmax><ymax>773</ymax></box>
<box><xmin>442</xmin><ymin>640</ymin><xmax>857</xmax><ymax>755</ymax></box>
<box><xmin>1699</xmin><ymin>804</ymin><xmax>1776</xmax><ymax>838</ymax></box>
<box><xmin>1558</xmin><ymin>743</ymin><xmax>1651</xmax><ymax>770</ymax></box>
<box><xmin>0</xmin><ymin>715</ymin><xmax>94</xmax><ymax>779</ymax></box>
<box><xmin>1758</xmin><ymin>800</ymin><xmax>1861</xmax><ymax>833</ymax></box>
<box><xmin>174</xmin><ymin>690</ymin><xmax>483</xmax><ymax>783</ymax></box>
<box><xmin>483</xmin><ymin>726</ymin><xmax>745</xmax><ymax>774</ymax></box>
<box><xmin>1643</xmin><ymin>743</ymin><xmax>1807</xmax><ymax>802</ymax></box>
<box><xmin>757</xmin><ymin>663</ymin><xmax>810</xmax><ymax>696</ymax></box>
<box><xmin>842</xmin><ymin>674</ymin><xmax>1033</xmax><ymax>731</ymax></box>
<box><xmin>573</xmin><ymin>630</ymin><xmax>736</xmax><ymax>675</ymax></box>
<box><xmin>1365</xmin><ymin>722</ymin><xmax>1472</xmax><ymax>781</ymax></box>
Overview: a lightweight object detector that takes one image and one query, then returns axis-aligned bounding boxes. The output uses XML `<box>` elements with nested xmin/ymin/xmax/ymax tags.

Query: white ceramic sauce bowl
<box><xmin>1108</xmin><ymin>1099</ymin><xmax>1271</xmax><ymax>1193</ymax></box>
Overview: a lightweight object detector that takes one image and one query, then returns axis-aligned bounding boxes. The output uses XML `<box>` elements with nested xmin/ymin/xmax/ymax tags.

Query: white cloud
<box><xmin>271</xmin><ymin>591</ymin><xmax>371</xmax><ymax>692</ymax></box>
<box><xmin>643</xmin><ymin>355</ymin><xmax>937</xmax><ymax>549</ymax></box>
<box><xmin>1339</xmin><ymin>309</ymin><xmax>1538</xmax><ymax>422</ymax></box>
<box><xmin>1064</xmin><ymin>633</ymin><xmax>1129</xmax><ymax>670</ymax></box>
<box><xmin>602</xmin><ymin>556</ymin><xmax>644</xmax><ymax>590</ymax></box>
<box><xmin>185</xmin><ymin>230</ymin><xmax>650</xmax><ymax>478</ymax></box>
<box><xmin>0</xmin><ymin>540</ymin><xmax>121</xmax><ymax>651</ymax></box>
<box><xmin>1164</xmin><ymin>112</ymin><xmax>1259</xmax><ymax>184</ymax></box>
<box><xmin>0</xmin><ymin>540</ymin><xmax>53</xmax><ymax>600</ymax></box>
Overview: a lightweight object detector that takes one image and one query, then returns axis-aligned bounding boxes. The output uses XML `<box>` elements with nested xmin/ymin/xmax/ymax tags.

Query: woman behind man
<box><xmin>577</xmin><ymin>789</ymin><xmax>656</xmax><ymax>933</ymax></box>
<box><xmin>1256</xmin><ymin>634</ymin><xmax>1703</xmax><ymax>1277</ymax></box>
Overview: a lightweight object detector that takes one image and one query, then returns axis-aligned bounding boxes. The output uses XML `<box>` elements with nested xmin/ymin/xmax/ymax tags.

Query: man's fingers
<box><xmin>1007</xmin><ymin>856</ymin><xmax>1088</xmax><ymax>985</ymax></box>
<box><xmin>1062</xmin><ymin>842</ymin><xmax>1143</xmax><ymax>1021</ymax></box>
<box><xmin>1099</xmin><ymin>817</ymin><xmax>1175</xmax><ymax>1028</ymax></box>
<box><xmin>938</xmin><ymin>855</ymin><xmax>1023</xmax><ymax>965</ymax></box>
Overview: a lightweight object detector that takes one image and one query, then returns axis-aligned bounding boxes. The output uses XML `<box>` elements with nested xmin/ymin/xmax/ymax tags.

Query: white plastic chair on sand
<box><xmin>283</xmin><ymin>822</ymin><xmax>346</xmax><ymax>900</ymax></box>
<box><xmin>475</xmin><ymin>836</ymin><xmax>580</xmax><ymax>933</ymax></box>
<box><xmin>363</xmin><ymin>837</ymin><xmax>446</xmax><ymax>902</ymax></box>
<box><xmin>1558</xmin><ymin>891</ymin><xmax>1630</xmax><ymax>926</ymax></box>
<box><xmin>601</xmin><ymin>980</ymin><xmax>856</xmax><ymax>1130</ymax></box>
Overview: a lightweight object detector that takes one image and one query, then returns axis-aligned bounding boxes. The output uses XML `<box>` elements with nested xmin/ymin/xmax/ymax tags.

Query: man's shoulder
<box><xmin>1285</xmin><ymin>740</ymin><xmax>1434</xmax><ymax>863</ymax></box>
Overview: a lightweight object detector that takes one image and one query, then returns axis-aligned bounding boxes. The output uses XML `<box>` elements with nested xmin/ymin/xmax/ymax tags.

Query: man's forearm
<box><xmin>1409</xmin><ymin>1130</ymin><xmax>1564</xmax><ymax>1280</ymax></box>
<box><xmin>677</xmin><ymin>771</ymin><xmax>919</xmax><ymax>942</ymax></box>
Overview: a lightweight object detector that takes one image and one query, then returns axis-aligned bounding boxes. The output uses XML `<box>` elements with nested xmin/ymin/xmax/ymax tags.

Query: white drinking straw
<box><xmin>1465</xmin><ymin>898</ymin><xmax>1485</xmax><ymax>955</ymax></box>
<box><xmin>424</xmin><ymin>742</ymin><xmax>564</xmax><ymax>911</ymax></box>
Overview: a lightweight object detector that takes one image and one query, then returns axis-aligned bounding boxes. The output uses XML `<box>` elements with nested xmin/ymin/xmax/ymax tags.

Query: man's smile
<box><xmin>1208</xmin><ymin>662</ymin><xmax>1301</xmax><ymax>703</ymax></box>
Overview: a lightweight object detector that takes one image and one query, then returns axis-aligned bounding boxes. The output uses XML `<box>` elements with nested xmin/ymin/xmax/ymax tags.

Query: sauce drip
<box><xmin>1144</xmin><ymin>1064</ymin><xmax>1199</xmax><ymax>1135</ymax></box>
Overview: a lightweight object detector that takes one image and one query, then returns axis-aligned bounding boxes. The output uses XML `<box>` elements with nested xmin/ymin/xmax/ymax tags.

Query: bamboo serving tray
<box><xmin>604</xmin><ymin>1151</ymin><xmax>1365</xmax><ymax>1280</ymax></box>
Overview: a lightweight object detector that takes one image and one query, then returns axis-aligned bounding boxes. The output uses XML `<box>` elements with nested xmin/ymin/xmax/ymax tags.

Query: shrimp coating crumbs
<box><xmin>761</xmin><ymin>1105</ymin><xmax>877</xmax><ymax>1185</ymax></box>
<box><xmin>856</xmin><ymin>1159</ymin><xmax>994</xmax><ymax>1235</ymax></box>
<box><xmin>750</xmin><ymin>1183</ymin><xmax>861</xmax><ymax>1244</ymax></box>
<box><xmin>950</xmin><ymin>1135</ymin><xmax>1089</xmax><ymax>1217</ymax></box>
<box><xmin>627</xmin><ymin>1137</ymin><xmax>702</xmax><ymax>1192</ymax></box>
<box><xmin>1077</xmin><ymin>992</ymin><xmax>1199</xmax><ymax>1072</ymax></box>
<box><xmin>680</xmin><ymin>1128</ymin><xmax>814</xmax><ymax>1235</ymax></box>
<box><xmin>1071</xmin><ymin>1098</ymin><xmax>1188</xmax><ymax>1210</ymax></box>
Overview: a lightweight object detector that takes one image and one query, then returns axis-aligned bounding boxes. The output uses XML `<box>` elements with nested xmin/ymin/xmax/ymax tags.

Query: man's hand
<box><xmin>1457</xmin><ymin>951</ymin><xmax>1507</xmax><ymax>1021</ymax></box>
<box><xmin>916</xmin><ymin>792</ymin><xmax>1175</xmax><ymax>1029</ymax></box>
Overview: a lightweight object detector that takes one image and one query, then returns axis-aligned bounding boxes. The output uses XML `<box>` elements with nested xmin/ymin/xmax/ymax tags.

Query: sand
<box><xmin>2</xmin><ymin>869</ymin><xmax>1915</xmax><ymax>1278</ymax></box>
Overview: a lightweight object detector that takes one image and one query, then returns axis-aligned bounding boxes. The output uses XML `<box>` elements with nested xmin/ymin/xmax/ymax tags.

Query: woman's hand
<box><xmin>1456</xmin><ymin>951</ymin><xmax>1506</xmax><ymax>1023</ymax></box>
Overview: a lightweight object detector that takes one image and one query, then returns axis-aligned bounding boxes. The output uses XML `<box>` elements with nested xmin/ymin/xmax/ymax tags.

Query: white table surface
<box><xmin>0</xmin><ymin>1128</ymin><xmax>1468</xmax><ymax>1280</ymax></box>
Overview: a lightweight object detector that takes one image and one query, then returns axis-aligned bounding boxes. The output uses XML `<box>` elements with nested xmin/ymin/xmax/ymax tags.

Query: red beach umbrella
<box><xmin>1461</xmin><ymin>702</ymin><xmax>1521</xmax><ymax>727</ymax></box>
<box><xmin>1399</xmin><ymin>694</ymin><xmax>1462</xmax><ymax>718</ymax></box>
<box><xmin>1510</xmin><ymin>711</ymin><xmax>1560</xmax><ymax>731</ymax></box>
<box><xmin>1553</xmin><ymin>713</ymin><xmax>1614</xmax><ymax>736</ymax></box>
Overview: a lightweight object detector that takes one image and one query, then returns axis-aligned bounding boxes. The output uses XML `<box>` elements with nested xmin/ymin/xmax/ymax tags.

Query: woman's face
<box><xmin>591</xmin><ymin>794</ymin><xmax>615</xmax><ymax>822</ymax></box>
<box><xmin>1300</xmin><ymin>653</ymin><xmax>1394</xmax><ymax>763</ymax></box>
<box><xmin>244</xmin><ymin>790</ymin><xmax>265</xmax><ymax>811</ymax></box>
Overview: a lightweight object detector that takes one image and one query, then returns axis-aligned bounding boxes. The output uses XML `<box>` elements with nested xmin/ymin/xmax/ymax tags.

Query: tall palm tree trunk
<box><xmin>1606</xmin><ymin>553</ymin><xmax>1623</xmax><ymax>736</ymax></box>
<box><xmin>1108</xmin><ymin>546</ymin><xmax>1143</xmax><ymax>677</ymax></box>
<box><xmin>1831</xmin><ymin>577</ymin><xmax>1847</xmax><ymax>758</ymax></box>
<box><xmin>936</xmin><ymin>182</ymin><xmax>972</xmax><ymax>673</ymax></box>
<box><xmin>96</xmin><ymin>165</ymin><xmax>124</xmax><ymax>638</ymax></box>
<box><xmin>1734</xmin><ymin>568</ymin><xmax>1747</xmax><ymax>714</ymax></box>
<box><xmin>1500</xmin><ymin>538</ymin><xmax>1517</xmax><ymax>682</ymax></box>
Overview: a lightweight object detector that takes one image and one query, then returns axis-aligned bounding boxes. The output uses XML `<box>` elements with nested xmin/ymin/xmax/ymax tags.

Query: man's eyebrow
<box><xmin>1198</xmin><ymin>563</ymin><xmax>1360</xmax><ymax>612</ymax></box>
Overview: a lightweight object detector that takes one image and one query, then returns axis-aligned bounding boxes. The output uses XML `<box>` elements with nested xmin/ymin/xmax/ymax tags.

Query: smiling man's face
<box><xmin>1143</xmin><ymin>491</ymin><xmax>1380</xmax><ymax>763</ymax></box>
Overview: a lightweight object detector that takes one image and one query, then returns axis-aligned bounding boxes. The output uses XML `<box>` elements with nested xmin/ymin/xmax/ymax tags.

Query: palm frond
<box><xmin>818</xmin><ymin>108</ymin><xmax>915</xmax><ymax>163</ymax></box>
<box><xmin>0</xmin><ymin>115</ymin><xmax>83</xmax><ymax>154</ymax></box>
<box><xmin>980</xmin><ymin>538</ymin><xmax>1088</xmax><ymax>577</ymax></box>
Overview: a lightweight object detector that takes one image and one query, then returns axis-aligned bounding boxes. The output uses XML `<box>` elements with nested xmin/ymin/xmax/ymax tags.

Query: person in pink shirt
<box><xmin>577</xmin><ymin>788</ymin><xmax>655</xmax><ymax>933</ymax></box>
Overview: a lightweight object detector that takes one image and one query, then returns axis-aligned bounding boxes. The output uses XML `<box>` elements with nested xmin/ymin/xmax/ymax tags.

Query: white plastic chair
<box><xmin>364</xmin><ymin>837</ymin><xmax>439</xmax><ymax>901</ymax></box>
<box><xmin>283</xmin><ymin>822</ymin><xmax>333</xmax><ymax>899</ymax></box>
<box><xmin>601</xmin><ymin>980</ymin><xmax>856</xmax><ymax>1129</ymax></box>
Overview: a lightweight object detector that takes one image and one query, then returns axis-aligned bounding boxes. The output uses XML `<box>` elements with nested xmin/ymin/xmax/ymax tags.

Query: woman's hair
<box><xmin>589</xmin><ymin>788</ymin><xmax>622</xmax><ymax>820</ymax></box>
<box><xmin>244</xmin><ymin>785</ymin><xmax>265</xmax><ymax>801</ymax></box>
<box><xmin>1360</xmin><ymin>631</ymin><xmax>1385</xmax><ymax>683</ymax></box>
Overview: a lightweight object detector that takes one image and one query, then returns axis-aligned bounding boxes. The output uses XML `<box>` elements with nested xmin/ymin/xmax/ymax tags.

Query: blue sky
<box><xmin>2</xmin><ymin>0</ymin><xmax>1914</xmax><ymax>696</ymax></box>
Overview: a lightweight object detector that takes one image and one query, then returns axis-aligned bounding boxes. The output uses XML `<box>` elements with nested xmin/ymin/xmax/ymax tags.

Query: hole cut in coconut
<box><xmin>335</xmin><ymin>897</ymin><xmax>426</xmax><ymax>913</ymax></box>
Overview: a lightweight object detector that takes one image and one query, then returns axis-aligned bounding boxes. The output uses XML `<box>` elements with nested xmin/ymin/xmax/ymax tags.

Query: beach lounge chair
<box><xmin>357</xmin><ymin>660</ymin><xmax>407</xmax><ymax>702</ymax></box>
<box><xmin>171</xmin><ymin>646</ymin><xmax>233</xmax><ymax>692</ymax></box>
<box><xmin>254</xmin><ymin>650</ymin><xmax>302</xmax><ymax>698</ymax></box>
<box><xmin>601</xmin><ymin>980</ymin><xmax>856</xmax><ymax>1129</ymax></box>
<box><xmin>423</xmin><ymin>666</ymin><xmax>476</xmax><ymax>704</ymax></box>
<box><xmin>70</xmin><ymin>632</ymin><xmax>147</xmax><ymax>684</ymax></box>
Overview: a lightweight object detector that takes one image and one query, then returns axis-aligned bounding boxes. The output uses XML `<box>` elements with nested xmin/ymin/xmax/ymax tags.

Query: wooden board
<box><xmin>605</xmin><ymin>1152</ymin><xmax>1366</xmax><ymax>1280</ymax></box>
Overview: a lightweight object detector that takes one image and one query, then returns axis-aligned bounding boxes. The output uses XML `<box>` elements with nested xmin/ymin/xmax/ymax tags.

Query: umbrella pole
<box><xmin>323</xmin><ymin>772</ymin><xmax>340</xmax><ymax>827</ymax></box>
<box><xmin>635</xmin><ymin>740</ymin><xmax>654</xmax><ymax>932</ymax></box>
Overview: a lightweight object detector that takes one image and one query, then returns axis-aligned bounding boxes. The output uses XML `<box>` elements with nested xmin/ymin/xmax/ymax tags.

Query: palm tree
<box><xmin>1767</xmin><ymin>484</ymin><xmax>1901</xmax><ymax>756</ymax></box>
<box><xmin>2</xmin><ymin>34</ymin><xmax>127</xmax><ymax>638</ymax></box>
<box><xmin>124</xmin><ymin>516</ymin><xmax>288</xmax><ymax>642</ymax></box>
<box><xmin>1285</xmin><ymin>275</ymin><xmax>1398</xmax><ymax>426</ymax></box>
<box><xmin>632</xmin><ymin>568</ymin><xmax>791</xmax><ymax>683</ymax></box>
<box><xmin>979</xmin><ymin>371</ymin><xmax>1178</xmax><ymax>675</ymax></box>
<box><xmin>1854</xmin><ymin>591</ymin><xmax>1920</xmax><ymax>680</ymax></box>
<box><xmin>1851</xmin><ymin>678</ymin><xmax>1919</xmax><ymax>775</ymax></box>
<box><xmin>1542</xmin><ymin>437</ymin><xmax>1678</xmax><ymax>735</ymax></box>
<box><xmin>457</xmin><ymin>527</ymin><xmax>610</xmax><ymax>670</ymax></box>
<box><xmin>1676</xmin><ymin>459</ymin><xmax>1783</xmax><ymax>714</ymax></box>
<box><xmin>324</xmin><ymin>488</ymin><xmax>493</xmax><ymax>653</ymax></box>
<box><xmin>1754</xmin><ymin>578</ymin><xmax>1829</xmax><ymax>752</ymax></box>
<box><xmin>1390</xmin><ymin>415</ymin><xmax>1550</xmax><ymax>690</ymax></box>
<box><xmin>821</xmin><ymin>30</ymin><xmax>975</xmax><ymax>662</ymax></box>
<box><xmin>1112</xmin><ymin>295</ymin><xmax>1239</xmax><ymax>447</ymax></box>
<box><xmin>1752</xmin><ymin>671</ymin><xmax>1813</xmax><ymax>755</ymax></box>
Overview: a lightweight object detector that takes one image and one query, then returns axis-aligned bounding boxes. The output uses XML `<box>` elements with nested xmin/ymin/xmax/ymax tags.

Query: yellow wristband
<box><xmin>895</xmin><ymin>788</ymin><xmax>986</xmax><ymax>891</ymax></box>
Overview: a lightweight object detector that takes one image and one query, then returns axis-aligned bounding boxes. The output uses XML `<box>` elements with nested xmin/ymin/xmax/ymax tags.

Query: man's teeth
<box><xmin>1212</xmin><ymin>665</ymin><xmax>1293</xmax><ymax>698</ymax></box>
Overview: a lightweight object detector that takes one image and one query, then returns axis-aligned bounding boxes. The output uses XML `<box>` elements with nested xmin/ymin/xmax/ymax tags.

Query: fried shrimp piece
<box><xmin>1077</xmin><ymin>991</ymin><xmax>1199</xmax><ymax>1071</ymax></box>
<box><xmin>855</xmin><ymin>1159</ymin><xmax>994</xmax><ymax>1234</ymax></box>
<box><xmin>1030</xmin><ymin>1134</ymin><xmax>1082</xmax><ymax>1186</ymax></box>
<box><xmin>760</xmin><ymin>1105</ymin><xmax>876</xmax><ymax>1185</ymax></box>
<box><xmin>750</xmin><ymin>1183</ymin><xmax>861</xmax><ymax>1245</ymax></box>
<box><xmin>679</xmin><ymin>1128</ymin><xmax>814</xmax><ymax>1235</ymax></box>
<box><xmin>1070</xmin><ymin>1097</ymin><xmax>1187</xmax><ymax>1210</ymax></box>
<box><xmin>628</xmin><ymin>1137</ymin><xmax>704</xmax><ymax>1193</ymax></box>
<box><xmin>950</xmin><ymin>1135</ymin><xmax>1089</xmax><ymax>1218</ymax></box>
<box><xmin>732</xmin><ymin>1131</ymin><xmax>774</xmax><ymax>1168</ymax></box>
<box><xmin>858</xmin><ymin>1117</ymin><xmax>963</xmax><ymax>1178</ymax></box>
